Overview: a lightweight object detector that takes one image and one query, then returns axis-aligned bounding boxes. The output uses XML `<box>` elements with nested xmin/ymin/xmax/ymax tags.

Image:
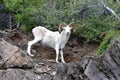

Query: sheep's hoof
<box><xmin>56</xmin><ymin>60</ymin><xmax>59</xmax><ymax>63</ymax></box>
<box><xmin>62</xmin><ymin>60</ymin><xmax>66</xmax><ymax>63</ymax></box>
<box><xmin>62</xmin><ymin>61</ymin><xmax>66</xmax><ymax>63</ymax></box>
<box><xmin>29</xmin><ymin>54</ymin><xmax>34</xmax><ymax>57</ymax></box>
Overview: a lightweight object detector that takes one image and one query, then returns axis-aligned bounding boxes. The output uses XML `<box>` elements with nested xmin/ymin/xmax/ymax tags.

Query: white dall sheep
<box><xmin>27</xmin><ymin>20</ymin><xmax>76</xmax><ymax>63</ymax></box>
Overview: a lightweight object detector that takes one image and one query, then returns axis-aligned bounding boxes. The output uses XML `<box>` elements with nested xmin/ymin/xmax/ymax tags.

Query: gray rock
<box><xmin>0</xmin><ymin>40</ymin><xmax>58</xmax><ymax>80</ymax></box>
<box><xmin>0</xmin><ymin>69</ymin><xmax>38</xmax><ymax>80</ymax></box>
<box><xmin>0</xmin><ymin>38</ymin><xmax>120</xmax><ymax>80</ymax></box>
<box><xmin>85</xmin><ymin>40</ymin><xmax>120</xmax><ymax>80</ymax></box>
<box><xmin>0</xmin><ymin>40</ymin><xmax>33</xmax><ymax>69</ymax></box>
<box><xmin>54</xmin><ymin>62</ymin><xmax>87</xmax><ymax>80</ymax></box>
<box><xmin>54</xmin><ymin>40</ymin><xmax>120</xmax><ymax>80</ymax></box>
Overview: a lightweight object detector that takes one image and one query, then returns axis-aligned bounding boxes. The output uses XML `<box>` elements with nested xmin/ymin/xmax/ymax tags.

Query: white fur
<box><xmin>27</xmin><ymin>25</ymin><xmax>73</xmax><ymax>63</ymax></box>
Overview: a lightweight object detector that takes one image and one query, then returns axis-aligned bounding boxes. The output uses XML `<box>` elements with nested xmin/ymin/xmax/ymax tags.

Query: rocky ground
<box><xmin>2</xmin><ymin>30</ymin><xmax>98</xmax><ymax>63</ymax></box>
<box><xmin>0</xmin><ymin>30</ymin><xmax>120</xmax><ymax>80</ymax></box>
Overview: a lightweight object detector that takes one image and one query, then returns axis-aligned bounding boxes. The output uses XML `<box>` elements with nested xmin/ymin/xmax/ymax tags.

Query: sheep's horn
<box><xmin>69</xmin><ymin>19</ymin><xmax>76</xmax><ymax>33</ymax></box>
<box><xmin>58</xmin><ymin>22</ymin><xmax>67</xmax><ymax>33</ymax></box>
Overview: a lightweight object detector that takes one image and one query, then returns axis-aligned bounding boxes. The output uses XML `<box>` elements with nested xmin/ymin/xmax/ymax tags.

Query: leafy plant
<box><xmin>96</xmin><ymin>30</ymin><xmax>120</xmax><ymax>55</ymax></box>
<box><xmin>3</xmin><ymin>0</ymin><xmax>120</xmax><ymax>43</ymax></box>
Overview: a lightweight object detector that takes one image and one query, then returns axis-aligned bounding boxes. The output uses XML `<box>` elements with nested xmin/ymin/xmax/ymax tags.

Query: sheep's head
<box><xmin>58</xmin><ymin>19</ymin><xmax>76</xmax><ymax>35</ymax></box>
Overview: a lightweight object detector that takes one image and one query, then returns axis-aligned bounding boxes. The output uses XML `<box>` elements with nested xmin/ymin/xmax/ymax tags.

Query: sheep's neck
<box><xmin>60</xmin><ymin>31</ymin><xmax>70</xmax><ymax>43</ymax></box>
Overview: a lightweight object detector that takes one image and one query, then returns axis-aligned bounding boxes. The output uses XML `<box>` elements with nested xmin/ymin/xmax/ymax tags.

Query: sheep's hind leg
<box><xmin>60</xmin><ymin>50</ymin><xmax>66</xmax><ymax>63</ymax></box>
<box><xmin>27</xmin><ymin>38</ymin><xmax>41</xmax><ymax>57</ymax></box>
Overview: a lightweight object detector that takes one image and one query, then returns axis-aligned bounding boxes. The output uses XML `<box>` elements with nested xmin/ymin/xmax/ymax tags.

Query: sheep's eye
<box><xmin>63</xmin><ymin>28</ymin><xmax>65</xmax><ymax>30</ymax></box>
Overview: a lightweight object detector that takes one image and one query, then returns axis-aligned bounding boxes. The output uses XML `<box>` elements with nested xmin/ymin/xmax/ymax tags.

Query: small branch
<box><xmin>0</xmin><ymin>26</ymin><xmax>19</xmax><ymax>34</ymax></box>
<box><xmin>105</xmin><ymin>6</ymin><xmax>120</xmax><ymax>20</ymax></box>
<box><xmin>9</xmin><ymin>13</ymin><xmax>12</xmax><ymax>31</ymax></box>
<box><xmin>0</xmin><ymin>30</ymin><xmax>8</xmax><ymax>34</ymax></box>
<box><xmin>101</xmin><ymin>0</ymin><xmax>120</xmax><ymax>21</ymax></box>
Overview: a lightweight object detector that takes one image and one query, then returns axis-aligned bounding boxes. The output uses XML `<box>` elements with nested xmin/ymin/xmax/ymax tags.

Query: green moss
<box><xmin>96</xmin><ymin>30</ymin><xmax>120</xmax><ymax>55</ymax></box>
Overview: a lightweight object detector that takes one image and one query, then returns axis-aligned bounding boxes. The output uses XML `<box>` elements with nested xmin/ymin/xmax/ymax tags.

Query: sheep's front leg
<box><xmin>60</xmin><ymin>49</ymin><xmax>66</xmax><ymax>63</ymax></box>
<box><xmin>55</xmin><ymin>45</ymin><xmax>59</xmax><ymax>63</ymax></box>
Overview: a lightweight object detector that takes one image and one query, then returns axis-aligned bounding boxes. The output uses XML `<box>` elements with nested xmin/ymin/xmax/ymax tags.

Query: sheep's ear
<box><xmin>72</xmin><ymin>24</ymin><xmax>76</xmax><ymax>33</ymax></box>
<box><xmin>58</xmin><ymin>22</ymin><xmax>67</xmax><ymax>33</ymax></box>
<box><xmin>69</xmin><ymin>19</ymin><xmax>76</xmax><ymax>33</ymax></box>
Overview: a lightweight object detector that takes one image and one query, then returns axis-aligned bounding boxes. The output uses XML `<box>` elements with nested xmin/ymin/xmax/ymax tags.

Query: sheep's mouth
<box><xmin>66</xmin><ymin>32</ymin><xmax>70</xmax><ymax>35</ymax></box>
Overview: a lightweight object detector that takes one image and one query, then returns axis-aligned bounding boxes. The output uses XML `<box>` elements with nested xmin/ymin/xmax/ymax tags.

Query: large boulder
<box><xmin>0</xmin><ymin>40</ymin><xmax>33</xmax><ymax>69</ymax></box>
<box><xmin>84</xmin><ymin>40</ymin><xmax>120</xmax><ymax>80</ymax></box>
<box><xmin>0</xmin><ymin>69</ymin><xmax>38</xmax><ymax>80</ymax></box>
<box><xmin>54</xmin><ymin>40</ymin><xmax>120</xmax><ymax>80</ymax></box>
<box><xmin>0</xmin><ymin>40</ymin><xmax>38</xmax><ymax>80</ymax></box>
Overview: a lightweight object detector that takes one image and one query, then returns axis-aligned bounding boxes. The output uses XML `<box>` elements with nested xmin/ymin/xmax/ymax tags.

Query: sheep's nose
<box><xmin>67</xmin><ymin>32</ymin><xmax>70</xmax><ymax>35</ymax></box>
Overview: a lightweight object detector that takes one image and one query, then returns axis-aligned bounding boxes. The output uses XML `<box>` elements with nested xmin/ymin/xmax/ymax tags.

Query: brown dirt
<box><xmin>3</xmin><ymin>30</ymin><xmax>98</xmax><ymax>63</ymax></box>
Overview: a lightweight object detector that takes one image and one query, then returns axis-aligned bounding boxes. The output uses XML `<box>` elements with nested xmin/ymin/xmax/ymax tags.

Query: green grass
<box><xmin>96</xmin><ymin>30</ymin><xmax>120</xmax><ymax>55</ymax></box>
